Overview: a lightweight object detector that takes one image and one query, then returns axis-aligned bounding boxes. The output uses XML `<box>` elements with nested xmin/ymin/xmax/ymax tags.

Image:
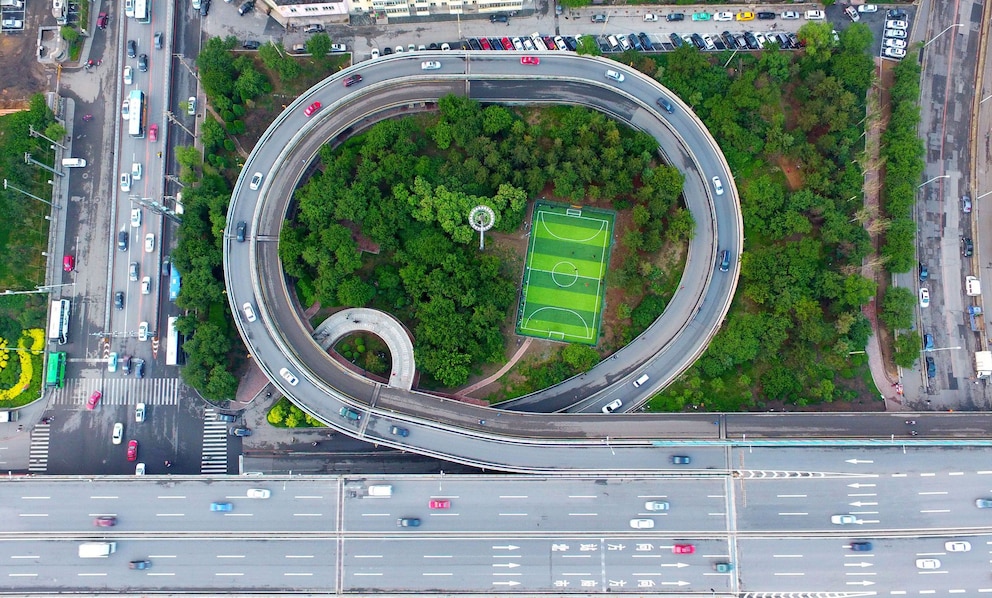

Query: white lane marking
<box><xmin>89</xmin><ymin>496</ymin><xmax>118</xmax><ymax>499</ymax></box>
<box><xmin>977</xmin><ymin>471</ymin><xmax>992</xmax><ymax>474</ymax></box>
<box><xmin>920</xmin><ymin>509</ymin><xmax>951</xmax><ymax>513</ymax></box>
<box><xmin>353</xmin><ymin>555</ymin><xmax>383</xmax><ymax>559</ymax></box>
<box><xmin>921</xmin><ymin>473</ymin><xmax>936</xmax><ymax>477</ymax></box>
<box><xmin>424</xmin><ymin>555</ymin><xmax>453</xmax><ymax>559</ymax></box>
<box><xmin>561</xmin><ymin>572</ymin><xmax>592</xmax><ymax>576</ymax></box>
<box><xmin>492</xmin><ymin>555</ymin><xmax>521</xmax><ymax>559</ymax></box>
<box><xmin>157</xmin><ymin>496</ymin><xmax>186</xmax><ymax>499</ymax></box>
<box><xmin>708</xmin><ymin>512</ymin><xmax>726</xmax><ymax>516</ymax></box>
<box><xmin>773</xmin><ymin>555</ymin><xmax>803</xmax><ymax>558</ymax></box>
<box><xmin>892</xmin><ymin>473</ymin><xmax>907</xmax><ymax>477</ymax></box>
<box><xmin>215</xmin><ymin>573</ymin><xmax>244</xmax><ymax>576</ymax></box>
<box><xmin>631</xmin><ymin>555</ymin><xmax>662</xmax><ymax>558</ymax></box>
<box><xmin>284</xmin><ymin>555</ymin><xmax>314</xmax><ymax>559</ymax></box>
<box><xmin>429</xmin><ymin>513</ymin><xmax>459</xmax><ymax>516</ymax></box>
<box><xmin>774</xmin><ymin>572</ymin><xmax>805</xmax><ymax>576</ymax></box>
<box><xmin>155</xmin><ymin>514</ymin><xmax>185</xmax><ymax>517</ymax></box>
<box><xmin>294</xmin><ymin>495</ymin><xmax>324</xmax><ymax>499</ymax></box>
<box><xmin>778</xmin><ymin>512</ymin><xmax>808</xmax><ymax>516</ymax></box>
<box><xmin>423</xmin><ymin>573</ymin><xmax>453</xmax><ymax>576</ymax></box>
<box><xmin>216</xmin><ymin>555</ymin><xmax>246</xmax><ymax>559</ymax></box>
<box><xmin>847</xmin><ymin>493</ymin><xmax>877</xmax><ymax>497</ymax></box>
<box><xmin>292</xmin><ymin>513</ymin><xmax>323</xmax><ymax>517</ymax></box>
<box><xmin>631</xmin><ymin>572</ymin><xmax>663</xmax><ymax>576</ymax></box>
<box><xmin>148</xmin><ymin>555</ymin><xmax>176</xmax><ymax>559</ymax></box>
<box><xmin>78</xmin><ymin>573</ymin><xmax>107</xmax><ymax>577</ymax></box>
<box><xmin>917</xmin><ymin>571</ymin><xmax>948</xmax><ymax>575</ymax></box>
<box><xmin>919</xmin><ymin>491</ymin><xmax>949</xmax><ymax>495</ymax></box>
<box><xmin>223</xmin><ymin>513</ymin><xmax>253</xmax><ymax>517</ymax></box>
<box><xmin>777</xmin><ymin>494</ymin><xmax>807</xmax><ymax>498</ymax></box>
<box><xmin>353</xmin><ymin>573</ymin><xmax>382</xmax><ymax>576</ymax></box>
<box><xmin>284</xmin><ymin>573</ymin><xmax>313</xmax><ymax>576</ymax></box>
<box><xmin>561</xmin><ymin>555</ymin><xmax>591</xmax><ymax>559</ymax></box>
<box><xmin>568</xmin><ymin>495</ymin><xmax>596</xmax><ymax>499</ymax></box>
<box><xmin>10</xmin><ymin>556</ymin><xmax>39</xmax><ymax>559</ymax></box>
<box><xmin>18</xmin><ymin>514</ymin><xmax>47</xmax><ymax>517</ymax></box>
<box><xmin>8</xmin><ymin>574</ymin><xmax>38</xmax><ymax>577</ymax></box>
<box><xmin>147</xmin><ymin>573</ymin><xmax>175</xmax><ymax>576</ymax></box>
<box><xmin>498</xmin><ymin>496</ymin><xmax>528</xmax><ymax>499</ymax></box>
<box><xmin>498</xmin><ymin>513</ymin><xmax>527</xmax><ymax>516</ymax></box>
<box><xmin>949</xmin><ymin>472</ymin><xmax>964</xmax><ymax>476</ymax></box>
<box><xmin>360</xmin><ymin>513</ymin><xmax>390</xmax><ymax>517</ymax></box>
<box><xmin>20</xmin><ymin>496</ymin><xmax>50</xmax><ymax>500</ymax></box>
<box><xmin>568</xmin><ymin>513</ymin><xmax>598</xmax><ymax>516</ymax></box>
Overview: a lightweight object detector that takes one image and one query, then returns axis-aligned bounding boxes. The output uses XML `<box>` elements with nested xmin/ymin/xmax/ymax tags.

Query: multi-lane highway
<box><xmin>5</xmin><ymin>446</ymin><xmax>992</xmax><ymax>593</ymax></box>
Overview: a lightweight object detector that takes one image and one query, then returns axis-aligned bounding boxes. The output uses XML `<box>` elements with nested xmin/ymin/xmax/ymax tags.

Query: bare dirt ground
<box><xmin>0</xmin><ymin>36</ymin><xmax>51</xmax><ymax>109</ymax></box>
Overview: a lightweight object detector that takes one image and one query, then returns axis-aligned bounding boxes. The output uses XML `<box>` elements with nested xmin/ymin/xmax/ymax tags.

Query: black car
<box><xmin>776</xmin><ymin>33</ymin><xmax>793</xmax><ymax>49</ymax></box>
<box><xmin>669</xmin><ymin>32</ymin><xmax>684</xmax><ymax>48</ymax></box>
<box><xmin>382</xmin><ymin>46</ymin><xmax>393</xmax><ymax>55</ymax></box>
<box><xmin>690</xmin><ymin>33</ymin><xmax>705</xmax><ymax>50</ymax></box>
<box><xmin>919</xmin><ymin>262</ymin><xmax>928</xmax><ymax>282</ymax></box>
<box><xmin>200</xmin><ymin>0</ymin><xmax>210</xmax><ymax>16</ymax></box>
<box><xmin>127</xmin><ymin>40</ymin><xmax>137</xmax><ymax>58</ymax></box>
<box><xmin>243</xmin><ymin>39</ymin><xmax>260</xmax><ymax>49</ymax></box>
<box><xmin>389</xmin><ymin>425</ymin><xmax>410</xmax><ymax>437</ymax></box>
<box><xmin>565</xmin><ymin>36</ymin><xmax>578</xmax><ymax>51</ymax></box>
<box><xmin>129</xmin><ymin>560</ymin><xmax>151</xmax><ymax>570</ymax></box>
<box><xmin>489</xmin><ymin>13</ymin><xmax>507</xmax><ymax>23</ymax></box>
<box><xmin>428</xmin><ymin>42</ymin><xmax>439</xmax><ymax>50</ymax></box>
<box><xmin>656</xmin><ymin>97</ymin><xmax>675</xmax><ymax>114</ymax></box>
<box><xmin>343</xmin><ymin>74</ymin><xmax>363</xmax><ymax>87</ymax></box>
<box><xmin>238</xmin><ymin>0</ymin><xmax>253</xmax><ymax>15</ymax></box>
<box><xmin>964</xmin><ymin>237</ymin><xmax>974</xmax><ymax>257</ymax></box>
<box><xmin>744</xmin><ymin>32</ymin><xmax>759</xmax><ymax>50</ymax></box>
<box><xmin>134</xmin><ymin>358</ymin><xmax>145</xmax><ymax>378</ymax></box>
<box><xmin>236</xmin><ymin>221</ymin><xmax>247</xmax><ymax>242</ymax></box>
<box><xmin>756</xmin><ymin>11</ymin><xmax>776</xmax><ymax>20</ymax></box>
<box><xmin>217</xmin><ymin>413</ymin><xmax>238</xmax><ymax>423</ymax></box>
<box><xmin>491</xmin><ymin>37</ymin><xmax>505</xmax><ymax>50</ymax></box>
<box><xmin>114</xmin><ymin>291</ymin><xmax>124</xmax><ymax>310</ymax></box>
<box><xmin>721</xmin><ymin>30</ymin><xmax>736</xmax><ymax>48</ymax></box>
<box><xmin>887</xmin><ymin>8</ymin><xmax>907</xmax><ymax>19</ymax></box>
<box><xmin>666</xmin><ymin>13</ymin><xmax>684</xmax><ymax>21</ymax></box>
<box><xmin>118</xmin><ymin>230</ymin><xmax>128</xmax><ymax>251</ymax></box>
<box><xmin>787</xmin><ymin>33</ymin><xmax>800</xmax><ymax>48</ymax></box>
<box><xmin>925</xmin><ymin>356</ymin><xmax>936</xmax><ymax>379</ymax></box>
<box><xmin>137</xmin><ymin>53</ymin><xmax>148</xmax><ymax>72</ymax></box>
<box><xmin>468</xmin><ymin>38</ymin><xmax>482</xmax><ymax>50</ymax></box>
<box><xmin>627</xmin><ymin>34</ymin><xmax>642</xmax><ymax>51</ymax></box>
<box><xmin>636</xmin><ymin>33</ymin><xmax>650</xmax><ymax>51</ymax></box>
<box><xmin>154</xmin><ymin>31</ymin><xmax>163</xmax><ymax>49</ymax></box>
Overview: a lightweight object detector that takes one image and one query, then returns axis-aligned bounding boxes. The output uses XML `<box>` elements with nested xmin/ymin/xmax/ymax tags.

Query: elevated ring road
<box><xmin>224</xmin><ymin>52</ymin><xmax>744</xmax><ymax>473</ymax></box>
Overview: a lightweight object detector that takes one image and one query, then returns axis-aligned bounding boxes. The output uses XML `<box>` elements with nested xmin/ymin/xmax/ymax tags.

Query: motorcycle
<box><xmin>82</xmin><ymin>114</ymin><xmax>93</xmax><ymax>122</ymax></box>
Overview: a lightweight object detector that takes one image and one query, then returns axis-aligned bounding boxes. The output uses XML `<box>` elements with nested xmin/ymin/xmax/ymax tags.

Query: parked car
<box><xmin>882</xmin><ymin>47</ymin><xmax>906</xmax><ymax>60</ymax></box>
<box><xmin>925</xmin><ymin>356</ymin><xmax>936</xmax><ymax>378</ymax></box>
<box><xmin>919</xmin><ymin>287</ymin><xmax>930</xmax><ymax>308</ymax></box>
<box><xmin>229</xmin><ymin>427</ymin><xmax>252</xmax><ymax>437</ymax></box>
<box><xmin>97</xmin><ymin>12</ymin><xmax>109</xmax><ymax>28</ymax></box>
<box><xmin>126</xmin><ymin>439</ymin><xmax>138</xmax><ymax>461</ymax></box>
<box><xmin>964</xmin><ymin>237</ymin><xmax>974</xmax><ymax>257</ymax></box>
<box><xmin>63</xmin><ymin>255</ymin><xmax>75</xmax><ymax>272</ymax></box>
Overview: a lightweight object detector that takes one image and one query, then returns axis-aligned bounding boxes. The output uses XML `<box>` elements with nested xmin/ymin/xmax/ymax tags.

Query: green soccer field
<box><xmin>516</xmin><ymin>204</ymin><xmax>614</xmax><ymax>344</ymax></box>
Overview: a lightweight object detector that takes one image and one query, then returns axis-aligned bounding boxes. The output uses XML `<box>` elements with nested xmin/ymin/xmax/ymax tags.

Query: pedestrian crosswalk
<box><xmin>201</xmin><ymin>409</ymin><xmax>229</xmax><ymax>475</ymax></box>
<box><xmin>48</xmin><ymin>377</ymin><xmax>182</xmax><ymax>407</ymax></box>
<box><xmin>28</xmin><ymin>423</ymin><xmax>51</xmax><ymax>473</ymax></box>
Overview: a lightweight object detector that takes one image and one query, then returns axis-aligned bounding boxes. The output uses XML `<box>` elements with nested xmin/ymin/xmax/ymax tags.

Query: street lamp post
<box><xmin>2</xmin><ymin>179</ymin><xmax>59</xmax><ymax>209</ymax></box>
<box><xmin>923</xmin><ymin>23</ymin><xmax>964</xmax><ymax>48</ymax></box>
<box><xmin>918</xmin><ymin>174</ymin><xmax>950</xmax><ymax>188</ymax></box>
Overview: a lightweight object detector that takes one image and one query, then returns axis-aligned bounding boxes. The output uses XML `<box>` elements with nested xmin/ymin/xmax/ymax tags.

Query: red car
<box><xmin>86</xmin><ymin>391</ymin><xmax>102</xmax><ymax>410</ymax></box>
<box><xmin>94</xmin><ymin>516</ymin><xmax>117</xmax><ymax>527</ymax></box>
<box><xmin>479</xmin><ymin>37</ymin><xmax>491</xmax><ymax>50</ymax></box>
<box><xmin>429</xmin><ymin>499</ymin><xmax>450</xmax><ymax>509</ymax></box>
<box><xmin>97</xmin><ymin>12</ymin><xmax>108</xmax><ymax>29</ymax></box>
<box><xmin>62</xmin><ymin>255</ymin><xmax>75</xmax><ymax>272</ymax></box>
<box><xmin>501</xmin><ymin>37</ymin><xmax>513</xmax><ymax>50</ymax></box>
<box><xmin>127</xmin><ymin>440</ymin><xmax>138</xmax><ymax>461</ymax></box>
<box><xmin>520</xmin><ymin>56</ymin><xmax>540</xmax><ymax>65</ymax></box>
<box><xmin>343</xmin><ymin>74</ymin><xmax>363</xmax><ymax>87</ymax></box>
<box><xmin>148</xmin><ymin>124</ymin><xmax>158</xmax><ymax>142</ymax></box>
<box><xmin>672</xmin><ymin>544</ymin><xmax>695</xmax><ymax>554</ymax></box>
<box><xmin>304</xmin><ymin>101</ymin><xmax>322</xmax><ymax>116</ymax></box>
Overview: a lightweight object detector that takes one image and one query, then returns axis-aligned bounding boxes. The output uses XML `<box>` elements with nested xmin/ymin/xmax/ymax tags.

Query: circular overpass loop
<box><xmin>224</xmin><ymin>52</ymin><xmax>744</xmax><ymax>473</ymax></box>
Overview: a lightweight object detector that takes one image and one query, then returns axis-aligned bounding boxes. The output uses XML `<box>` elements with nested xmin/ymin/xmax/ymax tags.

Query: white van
<box><xmin>368</xmin><ymin>485</ymin><xmax>393</xmax><ymax>497</ymax></box>
<box><xmin>61</xmin><ymin>158</ymin><xmax>86</xmax><ymax>167</ymax></box>
<box><xmin>632</xmin><ymin>374</ymin><xmax>650</xmax><ymax>388</ymax></box>
<box><xmin>0</xmin><ymin>0</ymin><xmax>24</xmax><ymax>8</ymax></box>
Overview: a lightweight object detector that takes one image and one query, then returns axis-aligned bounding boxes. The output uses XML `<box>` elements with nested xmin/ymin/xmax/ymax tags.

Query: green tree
<box><xmin>561</xmin><ymin>344</ymin><xmax>600</xmax><ymax>372</ymax></box>
<box><xmin>337</xmin><ymin>276</ymin><xmax>376</xmax><ymax>307</ymax></box>
<box><xmin>306</xmin><ymin>33</ymin><xmax>332</xmax><ymax>59</ymax></box>
<box><xmin>893</xmin><ymin>331</ymin><xmax>921</xmax><ymax>368</ymax></box>
<box><xmin>880</xmin><ymin>286</ymin><xmax>916</xmax><ymax>330</ymax></box>
<box><xmin>60</xmin><ymin>26</ymin><xmax>79</xmax><ymax>43</ymax></box>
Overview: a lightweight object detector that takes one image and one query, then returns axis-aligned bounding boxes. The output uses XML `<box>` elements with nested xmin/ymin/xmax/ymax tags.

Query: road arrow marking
<box><xmin>844</xmin><ymin>562</ymin><xmax>874</xmax><ymax>568</ymax></box>
<box><xmin>849</xmin><ymin>501</ymin><xmax>878</xmax><ymax>507</ymax></box>
<box><xmin>492</xmin><ymin>545</ymin><xmax>519</xmax><ymax>550</ymax></box>
<box><xmin>492</xmin><ymin>563</ymin><xmax>520</xmax><ymax>569</ymax></box>
<box><xmin>659</xmin><ymin>563</ymin><xmax>690</xmax><ymax>568</ymax></box>
<box><xmin>845</xmin><ymin>459</ymin><xmax>874</xmax><ymax>464</ymax></box>
<box><xmin>846</xmin><ymin>580</ymin><xmax>875</xmax><ymax>586</ymax></box>
<box><xmin>493</xmin><ymin>581</ymin><xmax>520</xmax><ymax>587</ymax></box>
<box><xmin>660</xmin><ymin>581</ymin><xmax>691</xmax><ymax>586</ymax></box>
<box><xmin>847</xmin><ymin>483</ymin><xmax>876</xmax><ymax>488</ymax></box>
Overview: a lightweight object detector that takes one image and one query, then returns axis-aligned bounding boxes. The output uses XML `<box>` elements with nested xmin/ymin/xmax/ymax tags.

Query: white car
<box><xmin>187</xmin><ymin>96</ymin><xmax>196</xmax><ymax>116</ymax></box>
<box><xmin>249</xmin><ymin>172</ymin><xmax>263</xmax><ymax>190</ymax></box>
<box><xmin>135</xmin><ymin>403</ymin><xmax>146</xmax><ymax>423</ymax></box>
<box><xmin>440</xmin><ymin>42</ymin><xmax>450</xmax><ymax>51</ymax></box>
<box><xmin>916</xmin><ymin>558</ymin><xmax>941</xmax><ymax>569</ymax></box>
<box><xmin>781</xmin><ymin>11</ymin><xmax>800</xmax><ymax>19</ymax></box>
<box><xmin>844</xmin><ymin>6</ymin><xmax>859</xmax><ymax>21</ymax></box>
<box><xmin>123</xmin><ymin>66</ymin><xmax>133</xmax><ymax>85</ymax></box>
<box><xmin>858</xmin><ymin>4</ymin><xmax>878</xmax><ymax>12</ymax></box>
<box><xmin>883</xmin><ymin>38</ymin><xmax>907</xmax><ymax>49</ymax></box>
<box><xmin>945</xmin><ymin>541</ymin><xmax>971</xmax><ymax>552</ymax></box>
<box><xmin>138</xmin><ymin>321</ymin><xmax>149</xmax><ymax>341</ymax></box>
<box><xmin>131</xmin><ymin>162</ymin><xmax>142</xmax><ymax>180</ymax></box>
<box><xmin>643</xmin><ymin>13</ymin><xmax>658</xmax><ymax>22</ymax></box>
<box><xmin>883</xmin><ymin>47</ymin><xmax>906</xmax><ymax>59</ymax></box>
<box><xmin>370</xmin><ymin>48</ymin><xmax>379</xmax><ymax>59</ymax></box>
<box><xmin>714</xmin><ymin>11</ymin><xmax>733</xmax><ymax>21</ymax></box>
<box><xmin>605</xmin><ymin>70</ymin><xmax>624</xmax><ymax>83</ymax></box>
<box><xmin>242</xmin><ymin>302</ymin><xmax>257</xmax><ymax>322</ymax></box>
<box><xmin>885</xmin><ymin>28</ymin><xmax>908</xmax><ymax>39</ymax></box>
<box><xmin>121</xmin><ymin>99</ymin><xmax>130</xmax><ymax>120</ymax></box>
<box><xmin>108</xmin><ymin>352</ymin><xmax>118</xmax><ymax>373</ymax></box>
<box><xmin>644</xmin><ymin>500</ymin><xmax>669</xmax><ymax>511</ymax></box>
<box><xmin>135</xmin><ymin>462</ymin><xmax>146</xmax><ymax>475</ymax></box>
<box><xmin>330</xmin><ymin>43</ymin><xmax>346</xmax><ymax>52</ymax></box>
<box><xmin>831</xmin><ymin>514</ymin><xmax>856</xmax><ymax>524</ymax></box>
<box><xmin>144</xmin><ymin>233</ymin><xmax>155</xmax><ymax>253</ymax></box>
<box><xmin>120</xmin><ymin>172</ymin><xmax>131</xmax><ymax>193</ymax></box>
<box><xmin>247</xmin><ymin>488</ymin><xmax>271</xmax><ymax>499</ymax></box>
<box><xmin>421</xmin><ymin>61</ymin><xmax>441</xmax><ymax>70</ymax></box>
<box><xmin>885</xmin><ymin>19</ymin><xmax>908</xmax><ymax>30</ymax></box>
<box><xmin>629</xmin><ymin>518</ymin><xmax>655</xmax><ymax>529</ymax></box>
<box><xmin>805</xmin><ymin>10</ymin><xmax>825</xmax><ymax>20</ymax></box>
<box><xmin>919</xmin><ymin>287</ymin><xmax>930</xmax><ymax>308</ymax></box>
<box><xmin>131</xmin><ymin>208</ymin><xmax>142</xmax><ymax>227</ymax></box>
<box><xmin>279</xmin><ymin>367</ymin><xmax>299</xmax><ymax>386</ymax></box>
<box><xmin>712</xmin><ymin>176</ymin><xmax>724</xmax><ymax>196</ymax></box>
<box><xmin>141</xmin><ymin>276</ymin><xmax>151</xmax><ymax>295</ymax></box>
<box><xmin>112</xmin><ymin>422</ymin><xmax>124</xmax><ymax>445</ymax></box>
<box><xmin>754</xmin><ymin>33</ymin><xmax>766</xmax><ymax>47</ymax></box>
<box><xmin>1</xmin><ymin>18</ymin><xmax>24</xmax><ymax>29</ymax></box>
<box><xmin>601</xmin><ymin>399</ymin><xmax>622</xmax><ymax>414</ymax></box>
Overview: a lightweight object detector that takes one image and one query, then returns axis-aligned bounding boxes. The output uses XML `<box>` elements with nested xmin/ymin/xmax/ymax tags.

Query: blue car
<box><xmin>850</xmin><ymin>541</ymin><xmax>873</xmax><ymax>551</ymax></box>
<box><xmin>210</xmin><ymin>502</ymin><xmax>233</xmax><ymax>512</ymax></box>
<box><xmin>671</xmin><ymin>455</ymin><xmax>691</xmax><ymax>465</ymax></box>
<box><xmin>923</xmin><ymin>334</ymin><xmax>934</xmax><ymax>351</ymax></box>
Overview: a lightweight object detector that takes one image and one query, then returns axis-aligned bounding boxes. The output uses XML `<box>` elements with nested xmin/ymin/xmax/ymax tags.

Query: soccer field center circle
<box><xmin>549</xmin><ymin>261</ymin><xmax>581</xmax><ymax>288</ymax></box>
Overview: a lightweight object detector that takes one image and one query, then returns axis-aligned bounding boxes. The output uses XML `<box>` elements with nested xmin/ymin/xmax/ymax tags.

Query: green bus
<box><xmin>45</xmin><ymin>351</ymin><xmax>66</xmax><ymax>388</ymax></box>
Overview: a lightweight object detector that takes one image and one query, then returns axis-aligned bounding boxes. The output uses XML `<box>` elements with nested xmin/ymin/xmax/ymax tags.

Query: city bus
<box><xmin>169</xmin><ymin>264</ymin><xmax>181</xmax><ymax>302</ymax></box>
<box><xmin>45</xmin><ymin>351</ymin><xmax>66</xmax><ymax>388</ymax></box>
<box><xmin>47</xmin><ymin>299</ymin><xmax>71</xmax><ymax>345</ymax></box>
<box><xmin>134</xmin><ymin>0</ymin><xmax>150</xmax><ymax>22</ymax></box>
<box><xmin>165</xmin><ymin>316</ymin><xmax>180</xmax><ymax>366</ymax></box>
<box><xmin>128</xmin><ymin>90</ymin><xmax>146</xmax><ymax>138</ymax></box>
